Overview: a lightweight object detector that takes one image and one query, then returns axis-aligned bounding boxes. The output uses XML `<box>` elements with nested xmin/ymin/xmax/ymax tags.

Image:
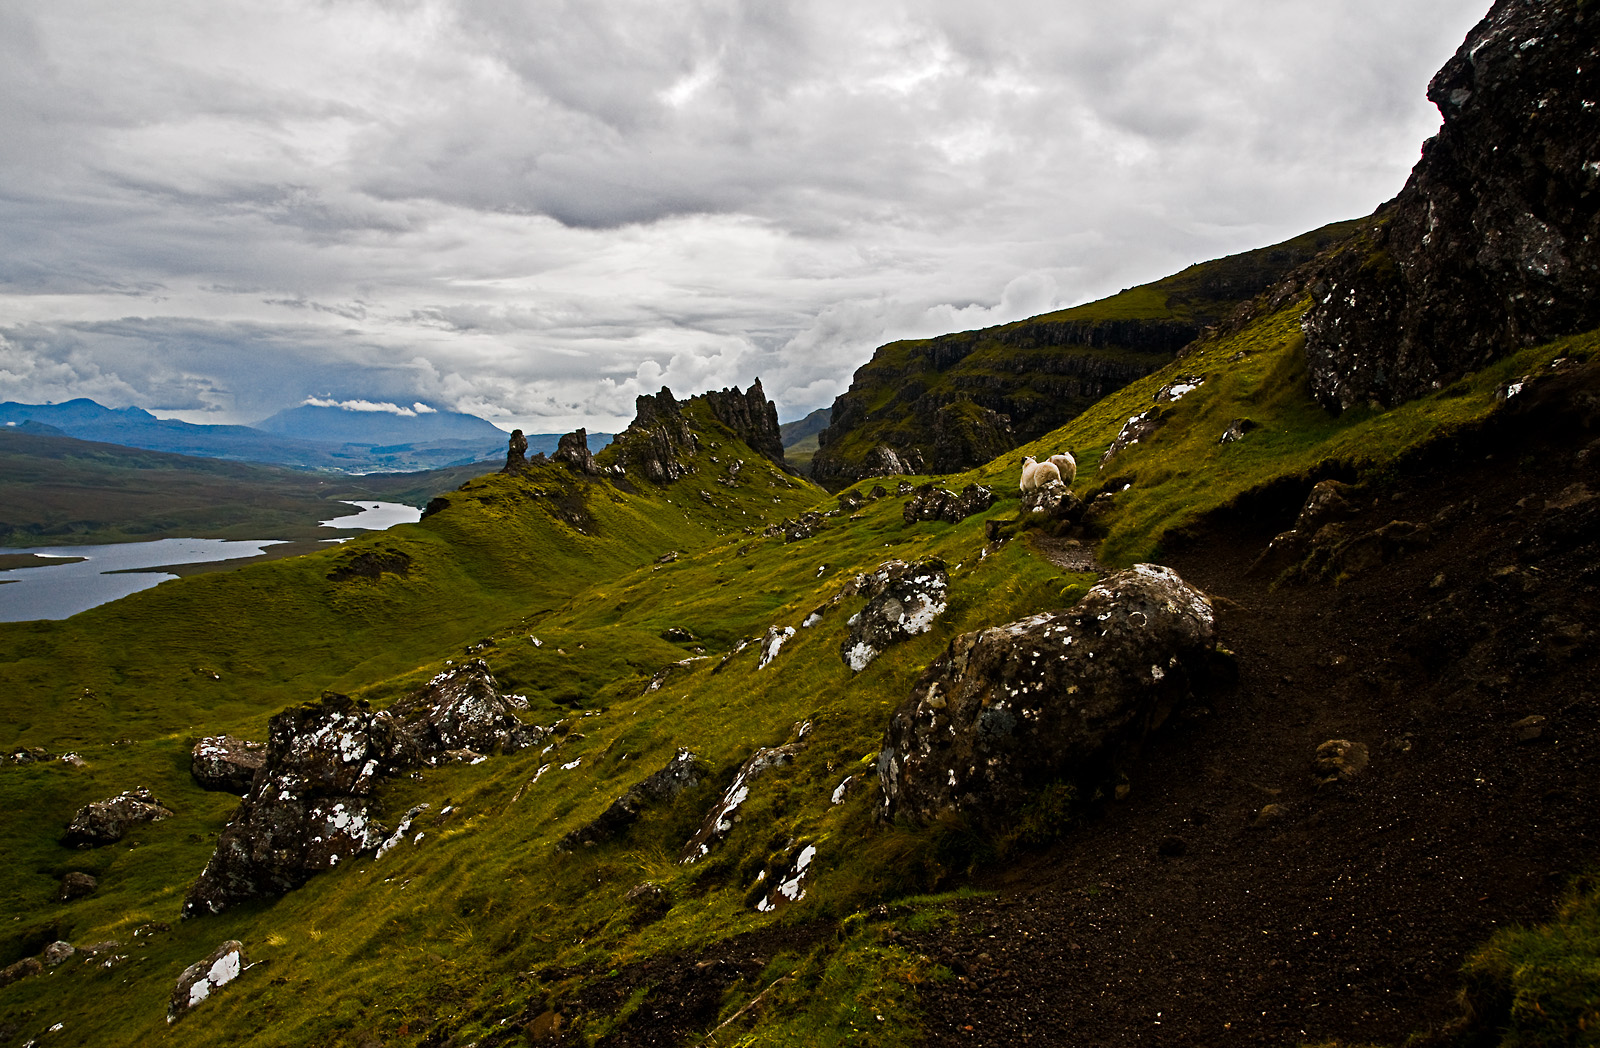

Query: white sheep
<box><xmin>1048</xmin><ymin>452</ymin><xmax>1077</xmax><ymax>487</ymax></box>
<box><xmin>1019</xmin><ymin>456</ymin><xmax>1061</xmax><ymax>493</ymax></box>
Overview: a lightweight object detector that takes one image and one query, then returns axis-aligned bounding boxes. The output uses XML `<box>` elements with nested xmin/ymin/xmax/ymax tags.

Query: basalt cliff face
<box><xmin>1302</xmin><ymin>0</ymin><xmax>1600</xmax><ymax>410</ymax></box>
<box><xmin>809</xmin><ymin>221</ymin><xmax>1359</xmax><ymax>489</ymax></box>
<box><xmin>608</xmin><ymin>380</ymin><xmax>786</xmax><ymax>484</ymax></box>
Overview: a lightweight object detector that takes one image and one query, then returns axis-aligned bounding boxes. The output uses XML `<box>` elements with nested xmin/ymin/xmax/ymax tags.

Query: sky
<box><xmin>0</xmin><ymin>0</ymin><xmax>1491</xmax><ymax>433</ymax></box>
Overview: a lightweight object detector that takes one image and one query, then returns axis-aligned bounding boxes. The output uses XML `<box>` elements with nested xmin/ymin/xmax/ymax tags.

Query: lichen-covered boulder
<box><xmin>41</xmin><ymin>941</ymin><xmax>75</xmax><ymax>967</ymax></box>
<box><xmin>1019</xmin><ymin>482</ymin><xmax>1084</xmax><ymax>523</ymax></box>
<box><xmin>63</xmin><ymin>787</ymin><xmax>173</xmax><ymax>847</ymax></box>
<box><xmin>902</xmin><ymin>483</ymin><xmax>995</xmax><ymax>525</ymax></box>
<box><xmin>168</xmin><ymin>941</ymin><xmax>245</xmax><ymax>1023</ymax></box>
<box><xmin>878</xmin><ymin>564</ymin><xmax>1216</xmax><ymax>829</ymax></box>
<box><xmin>840</xmin><ymin>559</ymin><xmax>949</xmax><ymax>673</ymax></box>
<box><xmin>190</xmin><ymin>736</ymin><xmax>266</xmax><ymax>794</ymax></box>
<box><xmin>0</xmin><ymin>956</ymin><xmax>41</xmax><ymax>986</ymax></box>
<box><xmin>184</xmin><ymin>663</ymin><xmax>546</xmax><ymax>917</ymax></box>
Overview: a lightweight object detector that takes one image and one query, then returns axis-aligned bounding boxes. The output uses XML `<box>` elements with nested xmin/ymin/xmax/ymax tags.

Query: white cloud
<box><xmin>0</xmin><ymin>0</ymin><xmax>1491</xmax><ymax>430</ymax></box>
<box><xmin>303</xmin><ymin>397</ymin><xmax>418</xmax><ymax>416</ymax></box>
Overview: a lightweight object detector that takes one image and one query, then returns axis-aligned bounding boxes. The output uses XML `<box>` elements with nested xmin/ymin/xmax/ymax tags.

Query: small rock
<box><xmin>1512</xmin><ymin>715</ymin><xmax>1547</xmax><ymax>743</ymax></box>
<box><xmin>661</xmin><ymin>626</ymin><xmax>696</xmax><ymax>643</ymax></box>
<box><xmin>1314</xmin><ymin>739</ymin><xmax>1370</xmax><ymax>783</ymax></box>
<box><xmin>168</xmin><ymin>941</ymin><xmax>246</xmax><ymax>1023</ymax></box>
<box><xmin>0</xmin><ymin>957</ymin><xmax>42</xmax><ymax>986</ymax></box>
<box><xmin>1252</xmin><ymin>803</ymin><xmax>1290</xmax><ymax>829</ymax></box>
<box><xmin>1219</xmin><ymin>418</ymin><xmax>1256</xmax><ymax>444</ymax></box>
<box><xmin>58</xmin><ymin>871</ymin><xmax>98</xmax><ymax>902</ymax></box>
<box><xmin>41</xmin><ymin>941</ymin><xmax>75</xmax><ymax>967</ymax></box>
<box><xmin>63</xmin><ymin>787</ymin><xmax>173</xmax><ymax>847</ymax></box>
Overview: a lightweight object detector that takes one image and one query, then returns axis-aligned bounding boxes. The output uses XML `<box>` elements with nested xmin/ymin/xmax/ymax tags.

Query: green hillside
<box><xmin>2</xmin><ymin>281</ymin><xmax>1595</xmax><ymax>1046</ymax></box>
<box><xmin>810</xmin><ymin>220</ymin><xmax>1360</xmax><ymax>488</ymax></box>
<box><xmin>0</xmin><ymin>428</ymin><xmax>495</xmax><ymax>547</ymax></box>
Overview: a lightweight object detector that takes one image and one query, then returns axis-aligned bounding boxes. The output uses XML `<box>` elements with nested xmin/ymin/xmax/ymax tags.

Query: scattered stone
<box><xmin>757</xmin><ymin>626</ymin><xmax>796</xmax><ymax>670</ymax></box>
<box><xmin>1512</xmin><ymin>715</ymin><xmax>1547</xmax><ymax>743</ymax></box>
<box><xmin>902</xmin><ymin>483</ymin><xmax>995</xmax><ymax>525</ymax></box>
<box><xmin>840</xmin><ymin>559</ymin><xmax>950</xmax><ymax>673</ymax></box>
<box><xmin>58</xmin><ymin>871</ymin><xmax>98</xmax><ymax>902</ymax></box>
<box><xmin>838</xmin><ymin>490</ymin><xmax>866</xmax><ymax>512</ymax></box>
<box><xmin>870</xmin><ymin>485</ymin><xmax>888</xmax><ymax>499</ymax></box>
<box><xmin>879</xmin><ymin>564</ymin><xmax>1217</xmax><ymax>829</ymax></box>
<box><xmin>559</xmin><ymin>750</ymin><xmax>705</xmax><ymax>850</ymax></box>
<box><xmin>0</xmin><ymin>957</ymin><xmax>42</xmax><ymax>986</ymax></box>
<box><xmin>682</xmin><ymin>723</ymin><xmax>811</xmax><ymax>862</ymax></box>
<box><xmin>655</xmin><ymin>550</ymin><xmax>679</xmax><ymax>564</ymax></box>
<box><xmin>168</xmin><ymin>941</ymin><xmax>246</xmax><ymax>1023</ymax></box>
<box><xmin>896</xmin><ymin>480</ymin><xmax>914</xmax><ymax>496</ymax></box>
<box><xmin>1219</xmin><ymin>418</ymin><xmax>1256</xmax><ymax>444</ymax></box>
<box><xmin>190</xmin><ymin>736</ymin><xmax>267</xmax><ymax>794</ymax></box>
<box><xmin>754</xmin><ymin>841</ymin><xmax>818</xmax><ymax>912</ymax></box>
<box><xmin>41</xmin><ymin>941</ymin><xmax>75</xmax><ymax>966</ymax></box>
<box><xmin>1314</xmin><ymin>739</ymin><xmax>1370</xmax><ymax>784</ymax></box>
<box><xmin>63</xmin><ymin>787</ymin><xmax>173</xmax><ymax>847</ymax></box>
<box><xmin>1252</xmin><ymin>803</ymin><xmax>1290</xmax><ymax>829</ymax></box>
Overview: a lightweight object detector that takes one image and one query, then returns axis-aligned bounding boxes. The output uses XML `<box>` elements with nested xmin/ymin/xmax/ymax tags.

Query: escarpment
<box><xmin>1302</xmin><ymin>0</ymin><xmax>1600</xmax><ymax>410</ymax></box>
<box><xmin>810</xmin><ymin>220</ymin><xmax>1359</xmax><ymax>488</ymax></box>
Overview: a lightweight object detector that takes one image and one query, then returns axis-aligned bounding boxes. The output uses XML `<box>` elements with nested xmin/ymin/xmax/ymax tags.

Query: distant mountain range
<box><xmin>0</xmin><ymin>399</ymin><xmax>609</xmax><ymax>474</ymax></box>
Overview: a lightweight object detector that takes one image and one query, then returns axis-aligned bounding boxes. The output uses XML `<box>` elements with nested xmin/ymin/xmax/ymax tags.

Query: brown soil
<box><xmin>905</xmin><ymin>364</ymin><xmax>1600</xmax><ymax>1046</ymax></box>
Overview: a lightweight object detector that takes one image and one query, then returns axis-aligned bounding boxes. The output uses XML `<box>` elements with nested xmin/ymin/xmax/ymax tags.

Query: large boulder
<box><xmin>190</xmin><ymin>736</ymin><xmax>266</xmax><ymax>793</ymax></box>
<box><xmin>184</xmin><ymin>662</ymin><xmax>547</xmax><ymax>916</ymax></box>
<box><xmin>877</xmin><ymin>564</ymin><xmax>1217</xmax><ymax>829</ymax></box>
<box><xmin>552</xmin><ymin>429</ymin><xmax>600</xmax><ymax>475</ymax></box>
<box><xmin>840</xmin><ymin>559</ymin><xmax>950</xmax><ymax>673</ymax></box>
<box><xmin>1301</xmin><ymin>0</ymin><xmax>1600</xmax><ymax>410</ymax></box>
<box><xmin>63</xmin><ymin>787</ymin><xmax>173</xmax><ymax>847</ymax></box>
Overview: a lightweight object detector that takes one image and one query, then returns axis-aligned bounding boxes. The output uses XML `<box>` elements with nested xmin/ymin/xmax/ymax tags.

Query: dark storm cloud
<box><xmin>0</xmin><ymin>0</ymin><xmax>1490</xmax><ymax>429</ymax></box>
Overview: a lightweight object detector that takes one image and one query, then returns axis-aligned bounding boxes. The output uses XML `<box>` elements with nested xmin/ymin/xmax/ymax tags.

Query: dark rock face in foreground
<box><xmin>1302</xmin><ymin>0</ymin><xmax>1600</xmax><ymax>410</ymax></box>
<box><xmin>184</xmin><ymin>662</ymin><xmax>547</xmax><ymax>916</ymax></box>
<box><xmin>878</xmin><ymin>564</ymin><xmax>1216</xmax><ymax>829</ymax></box>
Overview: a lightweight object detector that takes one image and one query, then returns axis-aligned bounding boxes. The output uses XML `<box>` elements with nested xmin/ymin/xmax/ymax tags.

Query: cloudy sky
<box><xmin>1</xmin><ymin>0</ymin><xmax>1489</xmax><ymax>432</ymax></box>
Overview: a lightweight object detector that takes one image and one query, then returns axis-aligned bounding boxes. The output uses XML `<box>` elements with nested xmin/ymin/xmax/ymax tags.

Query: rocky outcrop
<box><xmin>190</xmin><ymin>736</ymin><xmax>266</xmax><ymax>794</ymax></box>
<box><xmin>503</xmin><ymin>429</ymin><xmax>529</xmax><ymax>473</ymax></box>
<box><xmin>63</xmin><ymin>787</ymin><xmax>173</xmax><ymax>846</ymax></box>
<box><xmin>810</xmin><ymin>223</ymin><xmax>1357</xmax><ymax>487</ymax></box>
<box><xmin>168</xmin><ymin>941</ymin><xmax>245</xmax><ymax>1023</ymax></box>
<box><xmin>840</xmin><ymin>559</ymin><xmax>950</xmax><ymax>673</ymax></box>
<box><xmin>611</xmin><ymin>389</ymin><xmax>699</xmax><ymax>483</ymax></box>
<box><xmin>1019</xmin><ymin>482</ymin><xmax>1084</xmax><ymax>524</ymax></box>
<box><xmin>559</xmin><ymin>749</ymin><xmax>705</xmax><ymax>850</ymax></box>
<box><xmin>878</xmin><ymin>564</ymin><xmax>1217</xmax><ymax>830</ymax></box>
<box><xmin>902</xmin><ymin>484</ymin><xmax>996</xmax><ymax>525</ymax></box>
<box><xmin>1301</xmin><ymin>0</ymin><xmax>1600</xmax><ymax>410</ymax></box>
<box><xmin>183</xmin><ymin>662</ymin><xmax>547</xmax><ymax>917</ymax></box>
<box><xmin>553</xmin><ymin>429</ymin><xmax>600</xmax><ymax>475</ymax></box>
<box><xmin>681</xmin><ymin>723</ymin><xmax>811</xmax><ymax>863</ymax></box>
<box><xmin>702</xmin><ymin>379</ymin><xmax>785</xmax><ymax>466</ymax></box>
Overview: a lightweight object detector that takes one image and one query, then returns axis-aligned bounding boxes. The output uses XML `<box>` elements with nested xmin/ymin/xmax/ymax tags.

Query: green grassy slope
<box><xmin>0</xmin><ymin>428</ymin><xmax>496</xmax><ymax>546</ymax></box>
<box><xmin>2</xmin><ymin>305</ymin><xmax>1596</xmax><ymax>1047</ymax></box>
<box><xmin>810</xmin><ymin>220</ymin><xmax>1361</xmax><ymax>485</ymax></box>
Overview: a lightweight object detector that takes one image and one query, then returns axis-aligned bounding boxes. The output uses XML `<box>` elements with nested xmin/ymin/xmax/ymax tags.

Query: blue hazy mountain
<box><xmin>253</xmin><ymin>403</ymin><xmax>507</xmax><ymax>445</ymax></box>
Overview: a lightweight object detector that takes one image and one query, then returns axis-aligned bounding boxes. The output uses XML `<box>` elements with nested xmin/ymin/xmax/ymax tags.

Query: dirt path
<box><xmin>907</xmin><ymin>367</ymin><xmax>1600</xmax><ymax>1046</ymax></box>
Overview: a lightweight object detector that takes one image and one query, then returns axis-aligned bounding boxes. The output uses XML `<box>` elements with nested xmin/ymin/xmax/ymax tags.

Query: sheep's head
<box><xmin>1021</xmin><ymin>456</ymin><xmax>1037</xmax><ymax>467</ymax></box>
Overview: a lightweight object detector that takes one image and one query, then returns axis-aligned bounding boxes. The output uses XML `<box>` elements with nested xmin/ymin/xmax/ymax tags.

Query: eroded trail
<box><xmin>908</xmin><ymin>368</ymin><xmax>1600</xmax><ymax>1046</ymax></box>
